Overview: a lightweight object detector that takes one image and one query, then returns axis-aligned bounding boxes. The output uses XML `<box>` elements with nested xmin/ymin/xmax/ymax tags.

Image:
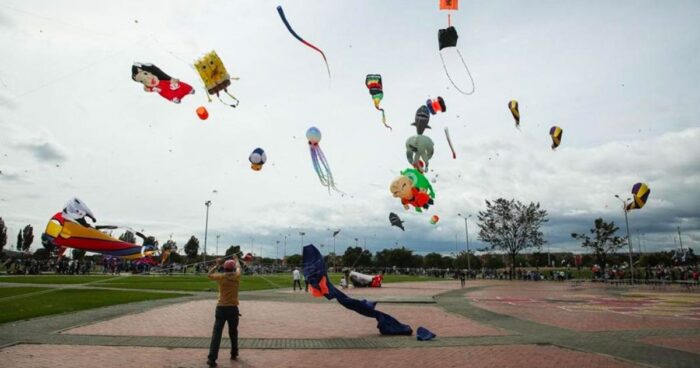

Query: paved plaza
<box><xmin>2</xmin><ymin>280</ymin><xmax>699</xmax><ymax>367</ymax></box>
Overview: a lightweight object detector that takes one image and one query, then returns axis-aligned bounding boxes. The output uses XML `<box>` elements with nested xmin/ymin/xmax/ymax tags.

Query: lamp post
<box><xmin>216</xmin><ymin>235</ymin><xmax>220</xmax><ymax>257</ymax></box>
<box><xmin>204</xmin><ymin>200</ymin><xmax>211</xmax><ymax>264</ymax></box>
<box><xmin>329</xmin><ymin>229</ymin><xmax>340</xmax><ymax>272</ymax></box>
<box><xmin>299</xmin><ymin>232</ymin><xmax>305</xmax><ymax>254</ymax></box>
<box><xmin>458</xmin><ymin>213</ymin><xmax>472</xmax><ymax>271</ymax></box>
<box><xmin>614</xmin><ymin>195</ymin><xmax>633</xmax><ymax>283</ymax></box>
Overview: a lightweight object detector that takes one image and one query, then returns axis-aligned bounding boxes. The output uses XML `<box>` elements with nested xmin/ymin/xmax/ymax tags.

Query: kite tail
<box><xmin>439</xmin><ymin>49</ymin><xmax>475</xmax><ymax>95</ymax></box>
<box><xmin>277</xmin><ymin>5</ymin><xmax>331</xmax><ymax>80</ymax></box>
<box><xmin>377</xmin><ymin>107</ymin><xmax>391</xmax><ymax>130</ymax></box>
<box><xmin>444</xmin><ymin>127</ymin><xmax>456</xmax><ymax>159</ymax></box>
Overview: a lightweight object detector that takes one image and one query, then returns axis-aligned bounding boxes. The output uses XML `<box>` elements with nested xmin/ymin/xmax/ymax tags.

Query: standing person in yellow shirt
<box><xmin>206</xmin><ymin>256</ymin><xmax>241</xmax><ymax>367</ymax></box>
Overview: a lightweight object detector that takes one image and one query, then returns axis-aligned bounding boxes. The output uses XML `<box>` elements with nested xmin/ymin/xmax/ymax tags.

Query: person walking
<box><xmin>459</xmin><ymin>270</ymin><xmax>466</xmax><ymax>288</ymax></box>
<box><xmin>292</xmin><ymin>267</ymin><xmax>302</xmax><ymax>291</ymax></box>
<box><xmin>207</xmin><ymin>257</ymin><xmax>241</xmax><ymax>367</ymax></box>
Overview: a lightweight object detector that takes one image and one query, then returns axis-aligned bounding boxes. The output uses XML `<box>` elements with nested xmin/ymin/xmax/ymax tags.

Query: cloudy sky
<box><xmin>0</xmin><ymin>0</ymin><xmax>698</xmax><ymax>258</ymax></box>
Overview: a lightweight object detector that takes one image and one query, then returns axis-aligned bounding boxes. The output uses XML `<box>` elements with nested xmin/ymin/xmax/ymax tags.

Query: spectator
<box><xmin>292</xmin><ymin>267</ymin><xmax>302</xmax><ymax>291</ymax></box>
<box><xmin>207</xmin><ymin>257</ymin><xmax>241</xmax><ymax>367</ymax></box>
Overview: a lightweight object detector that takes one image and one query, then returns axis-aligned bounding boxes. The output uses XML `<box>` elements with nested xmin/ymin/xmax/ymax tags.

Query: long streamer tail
<box><xmin>439</xmin><ymin>49</ymin><xmax>475</xmax><ymax>95</ymax></box>
<box><xmin>376</xmin><ymin>106</ymin><xmax>391</xmax><ymax>130</ymax></box>
<box><xmin>277</xmin><ymin>5</ymin><xmax>331</xmax><ymax>79</ymax></box>
<box><xmin>444</xmin><ymin>127</ymin><xmax>457</xmax><ymax>159</ymax></box>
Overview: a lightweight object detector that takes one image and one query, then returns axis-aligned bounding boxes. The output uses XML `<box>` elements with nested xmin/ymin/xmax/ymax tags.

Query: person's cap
<box><xmin>224</xmin><ymin>260</ymin><xmax>235</xmax><ymax>271</ymax></box>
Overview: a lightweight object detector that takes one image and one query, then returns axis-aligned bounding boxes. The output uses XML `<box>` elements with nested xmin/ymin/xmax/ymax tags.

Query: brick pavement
<box><xmin>2</xmin><ymin>280</ymin><xmax>700</xmax><ymax>367</ymax></box>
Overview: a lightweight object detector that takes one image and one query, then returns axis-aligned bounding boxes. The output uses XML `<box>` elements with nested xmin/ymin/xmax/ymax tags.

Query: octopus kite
<box><xmin>194</xmin><ymin>51</ymin><xmax>239</xmax><ymax>107</ymax></box>
<box><xmin>306</xmin><ymin>127</ymin><xmax>341</xmax><ymax>193</ymax></box>
<box><xmin>131</xmin><ymin>62</ymin><xmax>194</xmax><ymax>103</ymax></box>
<box><xmin>365</xmin><ymin>74</ymin><xmax>390</xmax><ymax>130</ymax></box>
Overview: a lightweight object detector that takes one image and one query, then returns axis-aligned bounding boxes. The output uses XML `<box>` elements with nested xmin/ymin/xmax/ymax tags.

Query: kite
<box><xmin>390</xmin><ymin>168</ymin><xmax>436</xmax><ymax>213</ymax></box>
<box><xmin>249</xmin><ymin>148</ymin><xmax>267</xmax><ymax>171</ymax></box>
<box><xmin>303</xmin><ymin>244</ymin><xmax>412</xmax><ymax>335</ymax></box>
<box><xmin>508</xmin><ymin>100</ymin><xmax>520</xmax><ymax>128</ymax></box>
<box><xmin>131</xmin><ymin>62</ymin><xmax>194</xmax><ymax>103</ymax></box>
<box><xmin>550</xmin><ymin>126</ymin><xmax>563</xmax><ymax>150</ymax></box>
<box><xmin>349</xmin><ymin>271</ymin><xmax>383</xmax><ymax>288</ymax></box>
<box><xmin>194</xmin><ymin>51</ymin><xmax>239</xmax><ymax>107</ymax></box>
<box><xmin>406</xmin><ymin>135</ymin><xmax>434</xmax><ymax>172</ymax></box>
<box><xmin>306</xmin><ymin>127</ymin><xmax>341</xmax><ymax>193</ymax></box>
<box><xmin>430</xmin><ymin>215</ymin><xmax>440</xmax><ymax>225</ymax></box>
<box><xmin>626</xmin><ymin>183</ymin><xmax>650</xmax><ymax>211</ymax></box>
<box><xmin>196</xmin><ymin>106</ymin><xmax>209</xmax><ymax>120</ymax></box>
<box><xmin>444</xmin><ymin>127</ymin><xmax>456</xmax><ymax>159</ymax></box>
<box><xmin>426</xmin><ymin>97</ymin><xmax>446</xmax><ymax>115</ymax></box>
<box><xmin>277</xmin><ymin>5</ymin><xmax>331</xmax><ymax>79</ymax></box>
<box><xmin>438</xmin><ymin>26</ymin><xmax>475</xmax><ymax>95</ymax></box>
<box><xmin>365</xmin><ymin>74</ymin><xmax>390</xmax><ymax>130</ymax></box>
<box><xmin>412</xmin><ymin>106</ymin><xmax>432</xmax><ymax>135</ymax></box>
<box><xmin>42</xmin><ymin>198</ymin><xmax>157</xmax><ymax>260</ymax></box>
<box><xmin>389</xmin><ymin>212</ymin><xmax>405</xmax><ymax>231</ymax></box>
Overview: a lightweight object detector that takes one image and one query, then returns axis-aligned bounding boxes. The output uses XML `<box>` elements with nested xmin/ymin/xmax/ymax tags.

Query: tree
<box><xmin>375</xmin><ymin>247</ymin><xmax>415</xmax><ymax>268</ymax></box>
<box><xmin>161</xmin><ymin>240</ymin><xmax>177</xmax><ymax>253</ymax></box>
<box><xmin>184</xmin><ymin>236</ymin><xmax>200</xmax><ymax>259</ymax></box>
<box><xmin>0</xmin><ymin>217</ymin><xmax>7</xmax><ymax>253</ymax></box>
<box><xmin>571</xmin><ymin>218</ymin><xmax>625</xmax><ymax>276</ymax></box>
<box><xmin>286</xmin><ymin>254</ymin><xmax>302</xmax><ymax>266</ymax></box>
<box><xmin>225</xmin><ymin>245</ymin><xmax>242</xmax><ymax>257</ymax></box>
<box><xmin>424</xmin><ymin>252</ymin><xmax>444</xmax><ymax>268</ymax></box>
<box><xmin>481</xmin><ymin>253</ymin><xmax>505</xmax><ymax>269</ymax></box>
<box><xmin>33</xmin><ymin>248</ymin><xmax>51</xmax><ymax>260</ymax></box>
<box><xmin>21</xmin><ymin>225</ymin><xmax>34</xmax><ymax>252</ymax></box>
<box><xmin>342</xmin><ymin>246</ymin><xmax>372</xmax><ymax>267</ymax></box>
<box><xmin>72</xmin><ymin>249</ymin><xmax>86</xmax><ymax>260</ymax></box>
<box><xmin>119</xmin><ymin>231</ymin><xmax>137</xmax><ymax>244</ymax></box>
<box><xmin>16</xmin><ymin>230</ymin><xmax>23</xmax><ymax>251</ymax></box>
<box><xmin>454</xmin><ymin>251</ymin><xmax>481</xmax><ymax>269</ymax></box>
<box><xmin>478</xmin><ymin>198</ymin><xmax>548</xmax><ymax>279</ymax></box>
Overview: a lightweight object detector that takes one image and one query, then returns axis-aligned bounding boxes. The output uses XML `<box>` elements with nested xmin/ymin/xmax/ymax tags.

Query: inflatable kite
<box><xmin>550</xmin><ymin>126</ymin><xmax>563</xmax><ymax>150</ymax></box>
<box><xmin>444</xmin><ymin>127</ymin><xmax>456</xmax><ymax>159</ymax></box>
<box><xmin>626</xmin><ymin>183</ymin><xmax>650</xmax><ymax>211</ymax></box>
<box><xmin>194</xmin><ymin>51</ymin><xmax>239</xmax><ymax>107</ymax></box>
<box><xmin>438</xmin><ymin>26</ymin><xmax>475</xmax><ymax>95</ymax></box>
<box><xmin>426</xmin><ymin>97</ymin><xmax>446</xmax><ymax>115</ymax></box>
<box><xmin>509</xmin><ymin>100</ymin><xmax>520</xmax><ymax>128</ymax></box>
<box><xmin>349</xmin><ymin>271</ymin><xmax>383</xmax><ymax>288</ymax></box>
<box><xmin>249</xmin><ymin>148</ymin><xmax>267</xmax><ymax>171</ymax></box>
<box><xmin>389</xmin><ymin>212</ymin><xmax>405</xmax><ymax>231</ymax></box>
<box><xmin>277</xmin><ymin>5</ymin><xmax>331</xmax><ymax>79</ymax></box>
<box><xmin>365</xmin><ymin>74</ymin><xmax>390</xmax><ymax>130</ymax></box>
<box><xmin>306</xmin><ymin>127</ymin><xmax>341</xmax><ymax>193</ymax></box>
<box><xmin>406</xmin><ymin>135</ymin><xmax>434</xmax><ymax>172</ymax></box>
<box><xmin>430</xmin><ymin>215</ymin><xmax>440</xmax><ymax>225</ymax></box>
<box><xmin>390</xmin><ymin>168</ymin><xmax>436</xmax><ymax>213</ymax></box>
<box><xmin>42</xmin><ymin>198</ymin><xmax>157</xmax><ymax>260</ymax></box>
<box><xmin>303</xmin><ymin>244</ymin><xmax>412</xmax><ymax>335</ymax></box>
<box><xmin>412</xmin><ymin>106</ymin><xmax>432</xmax><ymax>135</ymax></box>
<box><xmin>131</xmin><ymin>62</ymin><xmax>194</xmax><ymax>103</ymax></box>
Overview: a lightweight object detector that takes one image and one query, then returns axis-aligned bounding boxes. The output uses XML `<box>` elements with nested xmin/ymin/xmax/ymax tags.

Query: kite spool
<box><xmin>196</xmin><ymin>106</ymin><xmax>209</xmax><ymax>120</ymax></box>
<box><xmin>426</xmin><ymin>97</ymin><xmax>446</xmax><ymax>115</ymax></box>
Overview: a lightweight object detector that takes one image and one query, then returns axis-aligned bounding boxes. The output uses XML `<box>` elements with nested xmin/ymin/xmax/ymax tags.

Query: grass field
<box><xmin>0</xmin><ymin>286</ymin><xmax>49</xmax><ymax>298</ymax></box>
<box><xmin>0</xmin><ymin>275</ymin><xmax>115</xmax><ymax>284</ymax></box>
<box><xmin>0</xmin><ymin>288</ymin><xmax>184</xmax><ymax>324</ymax></box>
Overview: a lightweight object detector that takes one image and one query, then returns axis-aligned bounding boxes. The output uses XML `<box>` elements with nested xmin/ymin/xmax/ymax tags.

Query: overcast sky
<box><xmin>0</xmin><ymin>0</ymin><xmax>698</xmax><ymax>258</ymax></box>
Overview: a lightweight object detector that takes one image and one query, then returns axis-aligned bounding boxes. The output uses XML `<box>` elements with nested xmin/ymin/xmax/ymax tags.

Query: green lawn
<box><xmin>0</xmin><ymin>286</ymin><xmax>49</xmax><ymax>298</ymax></box>
<box><xmin>0</xmin><ymin>275</ymin><xmax>114</xmax><ymax>284</ymax></box>
<box><xmin>0</xmin><ymin>288</ymin><xmax>184</xmax><ymax>324</ymax></box>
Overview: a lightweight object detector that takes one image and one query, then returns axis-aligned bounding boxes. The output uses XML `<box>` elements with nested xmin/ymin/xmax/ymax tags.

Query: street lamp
<box><xmin>299</xmin><ymin>232</ymin><xmax>305</xmax><ymax>254</ymax></box>
<box><xmin>216</xmin><ymin>235</ymin><xmax>220</xmax><ymax>257</ymax></box>
<box><xmin>204</xmin><ymin>200</ymin><xmax>212</xmax><ymax>264</ymax></box>
<box><xmin>458</xmin><ymin>213</ymin><xmax>472</xmax><ymax>271</ymax></box>
<box><xmin>614</xmin><ymin>195</ymin><xmax>634</xmax><ymax>283</ymax></box>
<box><xmin>327</xmin><ymin>229</ymin><xmax>341</xmax><ymax>272</ymax></box>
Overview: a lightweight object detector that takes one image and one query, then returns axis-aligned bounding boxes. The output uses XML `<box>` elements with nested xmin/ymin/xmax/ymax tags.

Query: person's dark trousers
<box><xmin>304</xmin><ymin>280</ymin><xmax>309</xmax><ymax>292</ymax></box>
<box><xmin>208</xmin><ymin>306</ymin><xmax>239</xmax><ymax>362</ymax></box>
<box><xmin>293</xmin><ymin>280</ymin><xmax>302</xmax><ymax>291</ymax></box>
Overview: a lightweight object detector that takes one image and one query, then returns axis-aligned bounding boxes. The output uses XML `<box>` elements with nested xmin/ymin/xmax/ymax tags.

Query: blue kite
<box><xmin>302</xmin><ymin>244</ymin><xmax>412</xmax><ymax>335</ymax></box>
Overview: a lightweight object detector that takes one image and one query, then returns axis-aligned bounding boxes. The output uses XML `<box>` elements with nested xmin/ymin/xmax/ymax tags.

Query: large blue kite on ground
<box><xmin>302</xmin><ymin>244</ymin><xmax>413</xmax><ymax>336</ymax></box>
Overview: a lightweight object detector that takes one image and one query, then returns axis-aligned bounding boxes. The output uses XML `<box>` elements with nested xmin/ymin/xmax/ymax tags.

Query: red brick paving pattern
<box><xmin>468</xmin><ymin>283</ymin><xmax>700</xmax><ymax>332</ymax></box>
<box><xmin>64</xmin><ymin>300</ymin><xmax>505</xmax><ymax>338</ymax></box>
<box><xmin>640</xmin><ymin>336</ymin><xmax>700</xmax><ymax>354</ymax></box>
<box><xmin>0</xmin><ymin>344</ymin><xmax>643</xmax><ymax>368</ymax></box>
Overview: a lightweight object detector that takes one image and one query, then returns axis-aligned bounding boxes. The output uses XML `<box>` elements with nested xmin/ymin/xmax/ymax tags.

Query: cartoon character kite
<box><xmin>249</xmin><ymin>148</ymin><xmax>267</xmax><ymax>171</ymax></box>
<box><xmin>277</xmin><ymin>5</ymin><xmax>331</xmax><ymax>79</ymax></box>
<box><xmin>406</xmin><ymin>135</ymin><xmax>435</xmax><ymax>172</ymax></box>
<box><xmin>390</xmin><ymin>168</ymin><xmax>436</xmax><ymax>213</ymax></box>
<box><xmin>365</xmin><ymin>74</ymin><xmax>390</xmax><ymax>130</ymax></box>
<box><xmin>194</xmin><ymin>51</ymin><xmax>239</xmax><ymax>107</ymax></box>
<box><xmin>131</xmin><ymin>62</ymin><xmax>194</xmax><ymax>103</ymax></box>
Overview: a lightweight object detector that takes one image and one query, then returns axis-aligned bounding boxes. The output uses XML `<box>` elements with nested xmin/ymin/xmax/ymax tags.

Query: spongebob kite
<box><xmin>194</xmin><ymin>51</ymin><xmax>240</xmax><ymax>107</ymax></box>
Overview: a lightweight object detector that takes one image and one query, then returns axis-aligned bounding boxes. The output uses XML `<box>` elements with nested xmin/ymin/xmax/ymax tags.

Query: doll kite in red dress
<box><xmin>131</xmin><ymin>62</ymin><xmax>194</xmax><ymax>103</ymax></box>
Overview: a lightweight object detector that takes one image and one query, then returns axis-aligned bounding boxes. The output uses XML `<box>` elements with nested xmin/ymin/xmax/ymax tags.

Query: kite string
<box><xmin>439</xmin><ymin>49</ymin><xmax>475</xmax><ymax>95</ymax></box>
